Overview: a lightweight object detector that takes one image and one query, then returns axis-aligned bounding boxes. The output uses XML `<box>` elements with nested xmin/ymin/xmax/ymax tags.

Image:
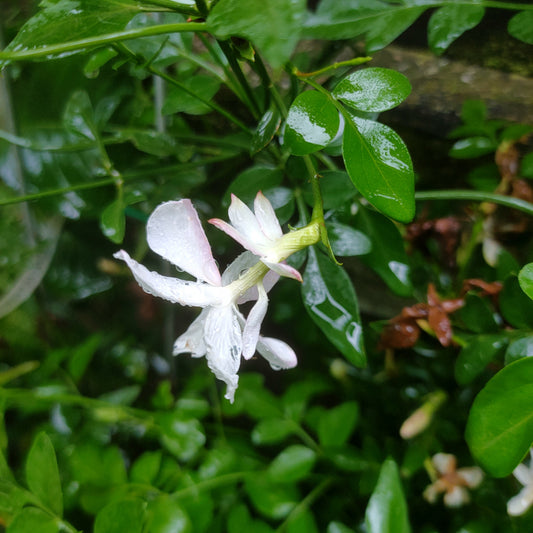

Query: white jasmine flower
<box><xmin>423</xmin><ymin>453</ymin><xmax>484</xmax><ymax>507</ymax></box>
<box><xmin>209</xmin><ymin>191</ymin><xmax>319</xmax><ymax>282</ymax></box>
<box><xmin>114</xmin><ymin>199</ymin><xmax>296</xmax><ymax>402</ymax></box>
<box><xmin>508</xmin><ymin>449</ymin><xmax>533</xmax><ymax>516</ymax></box>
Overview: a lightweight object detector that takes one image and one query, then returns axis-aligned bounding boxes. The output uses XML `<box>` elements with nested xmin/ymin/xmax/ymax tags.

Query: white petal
<box><xmin>227</xmin><ymin>194</ymin><xmax>271</xmax><ymax>249</ymax></box>
<box><xmin>242</xmin><ymin>282</ymin><xmax>268</xmax><ymax>360</ymax></box>
<box><xmin>239</xmin><ymin>269</ymin><xmax>279</xmax><ymax>304</ymax></box>
<box><xmin>507</xmin><ymin>486</ymin><xmax>533</xmax><ymax>516</ymax></box>
<box><xmin>254</xmin><ymin>191</ymin><xmax>283</xmax><ymax>241</ymax></box>
<box><xmin>513</xmin><ymin>463</ymin><xmax>533</xmax><ymax>487</ymax></box>
<box><xmin>432</xmin><ymin>453</ymin><xmax>456</xmax><ymax>475</ymax></box>
<box><xmin>209</xmin><ymin>218</ymin><xmax>263</xmax><ymax>256</ymax></box>
<box><xmin>204</xmin><ymin>306</ymin><xmax>242</xmax><ymax>403</ymax></box>
<box><xmin>257</xmin><ymin>336</ymin><xmax>297</xmax><ymax>370</ymax></box>
<box><xmin>263</xmin><ymin>260</ymin><xmax>303</xmax><ymax>282</ymax></box>
<box><xmin>114</xmin><ymin>250</ymin><xmax>229</xmax><ymax>307</ymax></box>
<box><xmin>444</xmin><ymin>486</ymin><xmax>470</xmax><ymax>507</ymax></box>
<box><xmin>147</xmin><ymin>200</ymin><xmax>221</xmax><ymax>286</ymax></box>
<box><xmin>173</xmin><ymin>309</ymin><xmax>208</xmax><ymax>358</ymax></box>
<box><xmin>423</xmin><ymin>482</ymin><xmax>441</xmax><ymax>504</ymax></box>
<box><xmin>457</xmin><ymin>467</ymin><xmax>484</xmax><ymax>489</ymax></box>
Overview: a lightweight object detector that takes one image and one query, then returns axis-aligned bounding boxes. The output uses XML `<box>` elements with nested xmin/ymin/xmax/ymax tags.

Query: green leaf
<box><xmin>302</xmin><ymin>247</ymin><xmax>366</xmax><ymax>367</ymax></box>
<box><xmin>207</xmin><ymin>0</ymin><xmax>306</xmax><ymax>69</ymax></box>
<box><xmin>268</xmin><ymin>445</ymin><xmax>316</xmax><ymax>483</ymax></box>
<box><xmin>521</xmin><ymin>152</ymin><xmax>533</xmax><ymax>178</ymax></box>
<box><xmin>355</xmin><ymin>206</ymin><xmax>413</xmax><ymax>296</ymax></box>
<box><xmin>63</xmin><ymin>90</ymin><xmax>98</xmax><ymax>142</ymax></box>
<box><xmin>519</xmin><ymin>263</ymin><xmax>533</xmax><ymax>300</ymax></box>
<box><xmin>7</xmin><ymin>507</ymin><xmax>60</xmax><ymax>533</ymax></box>
<box><xmin>245</xmin><ymin>474</ymin><xmax>298</xmax><ymax>519</ymax></box>
<box><xmin>251</xmin><ymin>107</ymin><xmax>281</xmax><ymax>154</ymax></box>
<box><xmin>327</xmin><ymin>522</ymin><xmax>355</xmax><ymax>533</ymax></box>
<box><xmin>94</xmin><ymin>498</ymin><xmax>146</xmax><ymax>533</ymax></box>
<box><xmin>100</xmin><ymin>197</ymin><xmax>126</xmax><ymax>244</ymax></box>
<box><xmin>223</xmin><ymin>166</ymin><xmax>283</xmax><ymax>206</ymax></box>
<box><xmin>284</xmin><ymin>91</ymin><xmax>339</xmax><ymax>155</ymax></box>
<box><xmin>466</xmin><ymin>357</ymin><xmax>533</xmax><ymax>477</ymax></box>
<box><xmin>449</xmin><ymin>137</ymin><xmax>497</xmax><ymax>159</ymax></box>
<box><xmin>2</xmin><ymin>0</ymin><xmax>143</xmax><ymax>58</ymax></box>
<box><xmin>25</xmin><ymin>432</ymin><xmax>63</xmax><ymax>517</ymax></box>
<box><xmin>508</xmin><ymin>11</ymin><xmax>533</xmax><ymax>45</ymax></box>
<box><xmin>343</xmin><ymin>116</ymin><xmax>414</xmax><ymax>222</ymax></box>
<box><xmin>130</xmin><ymin>451</ymin><xmax>162</xmax><ymax>485</ymax></box>
<box><xmin>333</xmin><ymin>68</ymin><xmax>411</xmax><ymax>112</ymax></box>
<box><xmin>146</xmin><ymin>495</ymin><xmax>191</xmax><ymax>533</ymax></box>
<box><xmin>454</xmin><ymin>334</ymin><xmax>509</xmax><ymax>385</ymax></box>
<box><xmin>428</xmin><ymin>5</ymin><xmax>484</xmax><ymax>55</ymax></box>
<box><xmin>157</xmin><ymin>412</ymin><xmax>205</xmax><ymax>462</ymax></box>
<box><xmin>162</xmin><ymin>75</ymin><xmax>221</xmax><ymax>115</ymax></box>
<box><xmin>287</xmin><ymin>509</ymin><xmax>319</xmax><ymax>533</ymax></box>
<box><xmin>454</xmin><ymin>293</ymin><xmax>498</xmax><ymax>334</ymax></box>
<box><xmin>318</xmin><ymin>401</ymin><xmax>359</xmax><ymax>447</ymax></box>
<box><xmin>500</xmin><ymin>276</ymin><xmax>533</xmax><ymax>329</ymax></box>
<box><xmin>365</xmin><ymin>458</ymin><xmax>411</xmax><ymax>533</ymax></box>
<box><xmin>505</xmin><ymin>335</ymin><xmax>533</xmax><ymax>365</ymax></box>
<box><xmin>326</xmin><ymin>221</ymin><xmax>371</xmax><ymax>257</ymax></box>
<box><xmin>252</xmin><ymin>419</ymin><xmax>295</xmax><ymax>445</ymax></box>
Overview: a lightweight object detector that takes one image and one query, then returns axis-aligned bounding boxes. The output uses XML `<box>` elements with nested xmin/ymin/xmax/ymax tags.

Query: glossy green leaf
<box><xmin>500</xmin><ymin>276</ymin><xmax>533</xmax><ymax>329</ymax></box>
<box><xmin>100</xmin><ymin>197</ymin><xmax>126</xmax><ymax>244</ymax></box>
<box><xmin>245</xmin><ymin>475</ymin><xmax>298</xmax><ymax>519</ymax></box>
<box><xmin>157</xmin><ymin>412</ymin><xmax>205</xmax><ymax>461</ymax></box>
<box><xmin>326</xmin><ymin>221</ymin><xmax>371</xmax><ymax>257</ymax></box>
<box><xmin>223</xmin><ymin>166</ymin><xmax>283</xmax><ymax>206</ymax></box>
<box><xmin>365</xmin><ymin>458</ymin><xmax>411</xmax><ymax>533</ymax></box>
<box><xmin>94</xmin><ymin>498</ymin><xmax>146</xmax><ymax>533</ymax></box>
<box><xmin>428</xmin><ymin>5</ymin><xmax>484</xmax><ymax>55</ymax></box>
<box><xmin>7</xmin><ymin>507</ymin><xmax>60</xmax><ymax>533</ymax></box>
<box><xmin>63</xmin><ymin>90</ymin><xmax>98</xmax><ymax>142</ymax></box>
<box><xmin>163</xmin><ymin>76</ymin><xmax>220</xmax><ymax>116</ymax></box>
<box><xmin>268</xmin><ymin>445</ymin><xmax>316</xmax><ymax>483</ymax></box>
<box><xmin>466</xmin><ymin>358</ymin><xmax>533</xmax><ymax>477</ymax></box>
<box><xmin>455</xmin><ymin>334</ymin><xmax>509</xmax><ymax>385</ymax></box>
<box><xmin>302</xmin><ymin>247</ymin><xmax>366</xmax><ymax>367</ymax></box>
<box><xmin>343</xmin><ymin>116</ymin><xmax>415</xmax><ymax>222</ymax></box>
<box><xmin>318</xmin><ymin>401</ymin><xmax>359</xmax><ymax>447</ymax></box>
<box><xmin>25</xmin><ymin>432</ymin><xmax>63</xmax><ymax>517</ymax></box>
<box><xmin>251</xmin><ymin>107</ymin><xmax>281</xmax><ymax>154</ymax></box>
<box><xmin>207</xmin><ymin>0</ymin><xmax>306</xmax><ymax>68</ymax></box>
<box><xmin>508</xmin><ymin>11</ymin><xmax>533</xmax><ymax>45</ymax></box>
<box><xmin>146</xmin><ymin>495</ymin><xmax>191</xmax><ymax>533</ymax></box>
<box><xmin>2</xmin><ymin>0</ymin><xmax>143</xmax><ymax>58</ymax></box>
<box><xmin>355</xmin><ymin>206</ymin><xmax>413</xmax><ymax>296</ymax></box>
<box><xmin>284</xmin><ymin>91</ymin><xmax>339</xmax><ymax>155</ymax></box>
<box><xmin>449</xmin><ymin>137</ymin><xmax>497</xmax><ymax>159</ymax></box>
<box><xmin>518</xmin><ymin>263</ymin><xmax>533</xmax><ymax>300</ymax></box>
<box><xmin>333</xmin><ymin>68</ymin><xmax>411</xmax><ymax>112</ymax></box>
<box><xmin>252</xmin><ymin>419</ymin><xmax>295</xmax><ymax>445</ymax></box>
<box><xmin>505</xmin><ymin>335</ymin><xmax>533</xmax><ymax>365</ymax></box>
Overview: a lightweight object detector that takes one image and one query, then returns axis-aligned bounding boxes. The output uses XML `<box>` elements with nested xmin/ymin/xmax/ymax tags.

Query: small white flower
<box><xmin>508</xmin><ymin>449</ymin><xmax>533</xmax><ymax>516</ymax></box>
<box><xmin>114</xmin><ymin>199</ymin><xmax>296</xmax><ymax>402</ymax></box>
<box><xmin>424</xmin><ymin>453</ymin><xmax>484</xmax><ymax>507</ymax></box>
<box><xmin>209</xmin><ymin>191</ymin><xmax>319</xmax><ymax>282</ymax></box>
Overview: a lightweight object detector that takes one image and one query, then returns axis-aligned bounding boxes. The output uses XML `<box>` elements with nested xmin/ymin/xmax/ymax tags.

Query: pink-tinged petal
<box><xmin>209</xmin><ymin>218</ymin><xmax>261</xmax><ymax>256</ymax></box>
<box><xmin>227</xmin><ymin>194</ymin><xmax>271</xmax><ymax>249</ymax></box>
<box><xmin>254</xmin><ymin>191</ymin><xmax>282</xmax><ymax>241</ymax></box>
<box><xmin>204</xmin><ymin>306</ymin><xmax>242</xmax><ymax>403</ymax></box>
<box><xmin>238</xmin><ymin>269</ymin><xmax>279</xmax><ymax>304</ymax></box>
<box><xmin>256</xmin><ymin>336</ymin><xmax>297</xmax><ymax>370</ymax></box>
<box><xmin>173</xmin><ymin>309</ymin><xmax>208</xmax><ymax>358</ymax></box>
<box><xmin>508</xmin><ymin>486</ymin><xmax>533</xmax><ymax>516</ymax></box>
<box><xmin>263</xmin><ymin>260</ymin><xmax>303</xmax><ymax>282</ymax></box>
<box><xmin>147</xmin><ymin>200</ymin><xmax>221</xmax><ymax>286</ymax></box>
<box><xmin>242</xmin><ymin>282</ymin><xmax>268</xmax><ymax>360</ymax></box>
<box><xmin>114</xmin><ymin>250</ymin><xmax>229</xmax><ymax>307</ymax></box>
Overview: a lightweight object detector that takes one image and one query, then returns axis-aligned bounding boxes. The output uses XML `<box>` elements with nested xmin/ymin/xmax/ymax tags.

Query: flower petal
<box><xmin>227</xmin><ymin>194</ymin><xmax>271</xmax><ymax>249</ymax></box>
<box><xmin>457</xmin><ymin>467</ymin><xmax>484</xmax><ymax>489</ymax></box>
<box><xmin>173</xmin><ymin>309</ymin><xmax>208</xmax><ymax>358</ymax></box>
<box><xmin>513</xmin><ymin>463</ymin><xmax>533</xmax><ymax>487</ymax></box>
<box><xmin>263</xmin><ymin>260</ymin><xmax>303</xmax><ymax>282</ymax></box>
<box><xmin>204</xmin><ymin>305</ymin><xmax>242</xmax><ymax>403</ymax></box>
<box><xmin>444</xmin><ymin>486</ymin><xmax>470</xmax><ymax>507</ymax></box>
<box><xmin>256</xmin><ymin>336</ymin><xmax>297</xmax><ymax>370</ymax></box>
<box><xmin>432</xmin><ymin>453</ymin><xmax>456</xmax><ymax>475</ymax></box>
<box><xmin>239</xmin><ymin>269</ymin><xmax>279</xmax><ymax>304</ymax></box>
<box><xmin>114</xmin><ymin>250</ymin><xmax>229</xmax><ymax>307</ymax></box>
<box><xmin>209</xmin><ymin>218</ymin><xmax>263</xmax><ymax>257</ymax></box>
<box><xmin>242</xmin><ymin>282</ymin><xmax>268</xmax><ymax>360</ymax></box>
<box><xmin>254</xmin><ymin>191</ymin><xmax>283</xmax><ymax>241</ymax></box>
<box><xmin>147</xmin><ymin>200</ymin><xmax>221</xmax><ymax>286</ymax></box>
<box><xmin>507</xmin><ymin>486</ymin><xmax>533</xmax><ymax>516</ymax></box>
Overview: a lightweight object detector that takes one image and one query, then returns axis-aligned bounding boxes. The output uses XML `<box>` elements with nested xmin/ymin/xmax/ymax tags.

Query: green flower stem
<box><xmin>0</xmin><ymin>23</ymin><xmax>206</xmax><ymax>63</ymax></box>
<box><xmin>275</xmin><ymin>478</ymin><xmax>334</xmax><ymax>533</ymax></box>
<box><xmin>415</xmin><ymin>190</ymin><xmax>533</xmax><ymax>217</ymax></box>
<box><xmin>292</xmin><ymin>56</ymin><xmax>372</xmax><ymax>79</ymax></box>
<box><xmin>289</xmin><ymin>421</ymin><xmax>321</xmax><ymax>454</ymax></box>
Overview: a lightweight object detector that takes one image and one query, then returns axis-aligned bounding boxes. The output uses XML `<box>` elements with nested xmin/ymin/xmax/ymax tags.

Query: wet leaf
<box><xmin>343</xmin><ymin>116</ymin><xmax>414</xmax><ymax>222</ymax></box>
<box><xmin>333</xmin><ymin>68</ymin><xmax>411</xmax><ymax>112</ymax></box>
<box><xmin>449</xmin><ymin>137</ymin><xmax>497</xmax><ymax>159</ymax></box>
<box><xmin>505</xmin><ymin>335</ymin><xmax>533</xmax><ymax>365</ymax></box>
<box><xmin>518</xmin><ymin>263</ymin><xmax>533</xmax><ymax>300</ymax></box>
<box><xmin>223</xmin><ymin>166</ymin><xmax>283</xmax><ymax>206</ymax></box>
<box><xmin>428</xmin><ymin>5</ymin><xmax>485</xmax><ymax>55</ymax></box>
<box><xmin>284</xmin><ymin>91</ymin><xmax>339</xmax><ymax>155</ymax></box>
<box><xmin>252</xmin><ymin>107</ymin><xmax>281</xmax><ymax>154</ymax></box>
<box><xmin>466</xmin><ymin>358</ymin><xmax>533</xmax><ymax>477</ymax></box>
<box><xmin>326</xmin><ymin>221</ymin><xmax>371</xmax><ymax>257</ymax></box>
<box><xmin>100</xmin><ymin>197</ymin><xmax>126</xmax><ymax>244</ymax></box>
<box><xmin>302</xmin><ymin>247</ymin><xmax>366</xmax><ymax>367</ymax></box>
<box><xmin>500</xmin><ymin>276</ymin><xmax>533</xmax><ymax>329</ymax></box>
